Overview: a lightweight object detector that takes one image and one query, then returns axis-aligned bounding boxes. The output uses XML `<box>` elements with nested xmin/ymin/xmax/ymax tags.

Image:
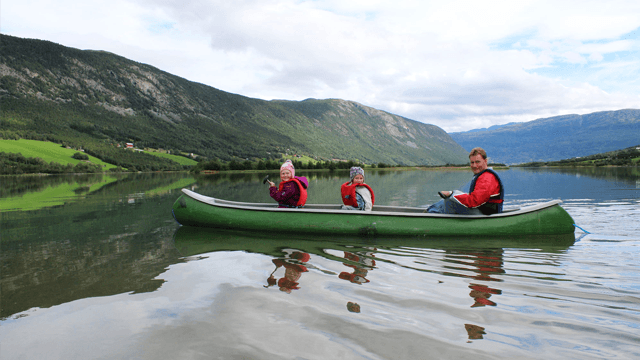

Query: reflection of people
<box><xmin>428</xmin><ymin>147</ymin><xmax>504</xmax><ymax>215</ymax></box>
<box><xmin>444</xmin><ymin>249</ymin><xmax>504</xmax><ymax>307</ymax></box>
<box><xmin>464</xmin><ymin>324</ymin><xmax>486</xmax><ymax>341</ymax></box>
<box><xmin>266</xmin><ymin>251</ymin><xmax>310</xmax><ymax>293</ymax></box>
<box><xmin>341</xmin><ymin>167</ymin><xmax>375</xmax><ymax>211</ymax></box>
<box><xmin>346</xmin><ymin>302</ymin><xmax>361</xmax><ymax>313</ymax></box>
<box><xmin>338</xmin><ymin>250</ymin><xmax>376</xmax><ymax>284</ymax></box>
<box><xmin>469</xmin><ymin>283</ymin><xmax>501</xmax><ymax>307</ymax></box>
<box><xmin>468</xmin><ymin>250</ymin><xmax>503</xmax><ymax>307</ymax></box>
<box><xmin>267</xmin><ymin>160</ymin><xmax>309</xmax><ymax>208</ymax></box>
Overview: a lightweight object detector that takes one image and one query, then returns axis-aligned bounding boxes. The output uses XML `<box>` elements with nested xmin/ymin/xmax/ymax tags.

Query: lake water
<box><xmin>1</xmin><ymin>167</ymin><xmax>639</xmax><ymax>359</ymax></box>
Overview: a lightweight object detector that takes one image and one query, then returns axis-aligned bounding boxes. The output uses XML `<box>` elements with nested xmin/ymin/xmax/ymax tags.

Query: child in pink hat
<box><xmin>267</xmin><ymin>160</ymin><xmax>309</xmax><ymax>208</ymax></box>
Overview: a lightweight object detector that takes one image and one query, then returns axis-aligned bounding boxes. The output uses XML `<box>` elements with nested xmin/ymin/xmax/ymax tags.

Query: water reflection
<box><xmin>172</xmin><ymin>227</ymin><xmax>575</xmax><ymax>323</ymax></box>
<box><xmin>4</xmin><ymin>167</ymin><xmax>637</xmax><ymax>212</ymax></box>
<box><xmin>265</xmin><ymin>251</ymin><xmax>310</xmax><ymax>293</ymax></box>
<box><xmin>517</xmin><ymin>166</ymin><xmax>640</xmax><ymax>184</ymax></box>
<box><xmin>1</xmin><ymin>229</ymin><xmax>182</xmax><ymax>319</ymax></box>
<box><xmin>169</xmin><ymin>226</ymin><xmax>579</xmax><ymax>350</ymax></box>
<box><xmin>0</xmin><ymin>173</ymin><xmax>110</xmax><ymax>198</ymax></box>
<box><xmin>2</xmin><ymin>169</ymin><xmax>638</xmax><ymax>359</ymax></box>
<box><xmin>339</xmin><ymin>249</ymin><xmax>376</xmax><ymax>314</ymax></box>
<box><xmin>339</xmin><ymin>249</ymin><xmax>376</xmax><ymax>285</ymax></box>
<box><xmin>442</xmin><ymin>249</ymin><xmax>504</xmax><ymax>307</ymax></box>
<box><xmin>0</xmin><ymin>174</ymin><xmax>192</xmax><ymax>319</ymax></box>
<box><xmin>465</xmin><ymin>323</ymin><xmax>486</xmax><ymax>341</ymax></box>
<box><xmin>346</xmin><ymin>301</ymin><xmax>361</xmax><ymax>313</ymax></box>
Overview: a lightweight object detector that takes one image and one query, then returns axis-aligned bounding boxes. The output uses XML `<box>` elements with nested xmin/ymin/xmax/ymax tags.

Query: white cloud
<box><xmin>2</xmin><ymin>0</ymin><xmax>640</xmax><ymax>132</ymax></box>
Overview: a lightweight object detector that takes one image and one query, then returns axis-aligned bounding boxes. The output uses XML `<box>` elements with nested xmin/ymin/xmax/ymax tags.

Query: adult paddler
<box><xmin>431</xmin><ymin>147</ymin><xmax>504</xmax><ymax>215</ymax></box>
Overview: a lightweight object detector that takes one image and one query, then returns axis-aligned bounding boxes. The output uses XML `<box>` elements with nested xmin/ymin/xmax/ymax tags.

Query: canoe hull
<box><xmin>172</xmin><ymin>189</ymin><xmax>576</xmax><ymax>237</ymax></box>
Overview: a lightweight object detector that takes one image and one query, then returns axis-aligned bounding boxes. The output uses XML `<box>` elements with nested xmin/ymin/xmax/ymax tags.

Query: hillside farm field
<box><xmin>145</xmin><ymin>150</ymin><xmax>198</xmax><ymax>166</ymax></box>
<box><xmin>0</xmin><ymin>139</ymin><xmax>199</xmax><ymax>170</ymax></box>
<box><xmin>0</xmin><ymin>139</ymin><xmax>118</xmax><ymax>170</ymax></box>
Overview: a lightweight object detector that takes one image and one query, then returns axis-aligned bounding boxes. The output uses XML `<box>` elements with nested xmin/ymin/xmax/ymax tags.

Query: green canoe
<box><xmin>172</xmin><ymin>189</ymin><xmax>576</xmax><ymax>237</ymax></box>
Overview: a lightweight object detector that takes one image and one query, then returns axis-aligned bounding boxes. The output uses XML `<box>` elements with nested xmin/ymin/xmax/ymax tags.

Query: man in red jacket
<box><xmin>431</xmin><ymin>147</ymin><xmax>504</xmax><ymax>215</ymax></box>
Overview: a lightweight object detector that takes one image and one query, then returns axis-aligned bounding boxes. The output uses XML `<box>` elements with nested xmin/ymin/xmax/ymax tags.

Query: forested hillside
<box><xmin>0</xmin><ymin>34</ymin><xmax>468</xmax><ymax>167</ymax></box>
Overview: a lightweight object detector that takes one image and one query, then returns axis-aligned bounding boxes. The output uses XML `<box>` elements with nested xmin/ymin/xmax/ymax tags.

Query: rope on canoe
<box><xmin>573</xmin><ymin>224</ymin><xmax>591</xmax><ymax>234</ymax></box>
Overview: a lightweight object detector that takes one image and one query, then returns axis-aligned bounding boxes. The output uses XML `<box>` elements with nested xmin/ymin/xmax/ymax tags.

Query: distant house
<box><xmin>126</xmin><ymin>143</ymin><xmax>134</xmax><ymax>149</ymax></box>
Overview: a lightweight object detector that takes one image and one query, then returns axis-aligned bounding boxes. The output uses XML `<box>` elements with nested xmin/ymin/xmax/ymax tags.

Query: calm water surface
<box><xmin>1</xmin><ymin>168</ymin><xmax>639</xmax><ymax>359</ymax></box>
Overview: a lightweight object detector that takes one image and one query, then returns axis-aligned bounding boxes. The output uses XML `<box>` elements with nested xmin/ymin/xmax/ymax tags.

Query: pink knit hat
<box><xmin>280</xmin><ymin>159</ymin><xmax>295</xmax><ymax>177</ymax></box>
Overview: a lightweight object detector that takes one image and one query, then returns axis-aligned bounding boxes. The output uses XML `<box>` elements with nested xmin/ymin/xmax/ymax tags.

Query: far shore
<box><xmin>9</xmin><ymin>164</ymin><xmax>640</xmax><ymax>177</ymax></box>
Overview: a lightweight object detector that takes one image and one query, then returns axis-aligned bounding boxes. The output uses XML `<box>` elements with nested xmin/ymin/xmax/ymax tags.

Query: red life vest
<box><xmin>341</xmin><ymin>182</ymin><xmax>375</xmax><ymax>207</ymax></box>
<box><xmin>278</xmin><ymin>178</ymin><xmax>308</xmax><ymax>207</ymax></box>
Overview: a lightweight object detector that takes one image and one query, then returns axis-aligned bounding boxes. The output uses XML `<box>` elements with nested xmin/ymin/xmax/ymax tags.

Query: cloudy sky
<box><xmin>3</xmin><ymin>0</ymin><xmax>640</xmax><ymax>132</ymax></box>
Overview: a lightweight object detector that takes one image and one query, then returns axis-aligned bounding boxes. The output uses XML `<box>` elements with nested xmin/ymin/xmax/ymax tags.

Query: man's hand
<box><xmin>438</xmin><ymin>191</ymin><xmax>452</xmax><ymax>199</ymax></box>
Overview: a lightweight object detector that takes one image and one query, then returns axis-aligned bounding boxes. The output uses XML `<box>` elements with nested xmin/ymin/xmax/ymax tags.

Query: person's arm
<box><xmin>453</xmin><ymin>173</ymin><xmax>500</xmax><ymax>208</ymax></box>
<box><xmin>356</xmin><ymin>187</ymin><xmax>373</xmax><ymax>211</ymax></box>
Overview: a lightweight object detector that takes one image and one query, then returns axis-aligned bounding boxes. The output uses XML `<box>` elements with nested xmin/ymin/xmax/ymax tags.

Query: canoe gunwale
<box><xmin>179</xmin><ymin>188</ymin><xmax>563</xmax><ymax>219</ymax></box>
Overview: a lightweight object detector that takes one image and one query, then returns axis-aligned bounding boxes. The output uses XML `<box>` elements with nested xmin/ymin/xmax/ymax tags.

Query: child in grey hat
<box><xmin>340</xmin><ymin>167</ymin><xmax>375</xmax><ymax>211</ymax></box>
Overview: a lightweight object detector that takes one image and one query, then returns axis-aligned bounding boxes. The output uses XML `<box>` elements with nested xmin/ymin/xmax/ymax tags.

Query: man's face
<box><xmin>469</xmin><ymin>154</ymin><xmax>488</xmax><ymax>175</ymax></box>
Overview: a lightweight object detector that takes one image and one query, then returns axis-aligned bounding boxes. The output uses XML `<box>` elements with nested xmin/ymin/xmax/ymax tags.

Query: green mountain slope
<box><xmin>449</xmin><ymin>110</ymin><xmax>640</xmax><ymax>164</ymax></box>
<box><xmin>0</xmin><ymin>34</ymin><xmax>468</xmax><ymax>166</ymax></box>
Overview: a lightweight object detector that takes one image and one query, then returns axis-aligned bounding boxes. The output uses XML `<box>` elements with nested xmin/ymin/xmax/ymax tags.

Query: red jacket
<box><xmin>270</xmin><ymin>177</ymin><xmax>308</xmax><ymax>207</ymax></box>
<box><xmin>341</xmin><ymin>182</ymin><xmax>375</xmax><ymax>207</ymax></box>
<box><xmin>453</xmin><ymin>171</ymin><xmax>502</xmax><ymax>211</ymax></box>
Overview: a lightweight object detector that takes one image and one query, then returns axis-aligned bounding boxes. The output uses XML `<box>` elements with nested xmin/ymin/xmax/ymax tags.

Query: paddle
<box><xmin>264</xmin><ymin>266</ymin><xmax>278</xmax><ymax>288</ymax></box>
<box><xmin>263</xmin><ymin>175</ymin><xmax>276</xmax><ymax>187</ymax></box>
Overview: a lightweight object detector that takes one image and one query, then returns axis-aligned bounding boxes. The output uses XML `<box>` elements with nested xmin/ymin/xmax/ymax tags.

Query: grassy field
<box><xmin>0</xmin><ymin>139</ymin><xmax>118</xmax><ymax>170</ymax></box>
<box><xmin>286</xmin><ymin>154</ymin><xmax>319</xmax><ymax>164</ymax></box>
<box><xmin>145</xmin><ymin>150</ymin><xmax>198</xmax><ymax>166</ymax></box>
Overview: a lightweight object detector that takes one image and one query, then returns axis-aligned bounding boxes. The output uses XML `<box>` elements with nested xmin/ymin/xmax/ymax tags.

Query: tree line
<box><xmin>516</xmin><ymin>145</ymin><xmax>640</xmax><ymax>167</ymax></box>
<box><xmin>191</xmin><ymin>158</ymin><xmax>394</xmax><ymax>173</ymax></box>
<box><xmin>1</xmin><ymin>152</ymin><xmax>106</xmax><ymax>175</ymax></box>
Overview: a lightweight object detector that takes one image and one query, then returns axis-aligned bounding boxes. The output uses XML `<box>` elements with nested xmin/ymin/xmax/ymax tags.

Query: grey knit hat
<box><xmin>350</xmin><ymin>167</ymin><xmax>364</xmax><ymax>181</ymax></box>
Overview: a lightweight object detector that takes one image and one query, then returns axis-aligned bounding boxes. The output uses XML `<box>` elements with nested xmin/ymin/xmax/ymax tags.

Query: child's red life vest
<box><xmin>341</xmin><ymin>182</ymin><xmax>375</xmax><ymax>207</ymax></box>
<box><xmin>279</xmin><ymin>178</ymin><xmax>308</xmax><ymax>207</ymax></box>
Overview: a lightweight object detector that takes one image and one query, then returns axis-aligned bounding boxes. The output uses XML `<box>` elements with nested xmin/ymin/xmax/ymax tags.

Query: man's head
<box><xmin>469</xmin><ymin>147</ymin><xmax>488</xmax><ymax>175</ymax></box>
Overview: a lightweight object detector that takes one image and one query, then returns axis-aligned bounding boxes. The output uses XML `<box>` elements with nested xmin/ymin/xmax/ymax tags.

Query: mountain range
<box><xmin>450</xmin><ymin>110</ymin><xmax>640</xmax><ymax>164</ymax></box>
<box><xmin>0</xmin><ymin>34</ymin><xmax>468</xmax><ymax>166</ymax></box>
